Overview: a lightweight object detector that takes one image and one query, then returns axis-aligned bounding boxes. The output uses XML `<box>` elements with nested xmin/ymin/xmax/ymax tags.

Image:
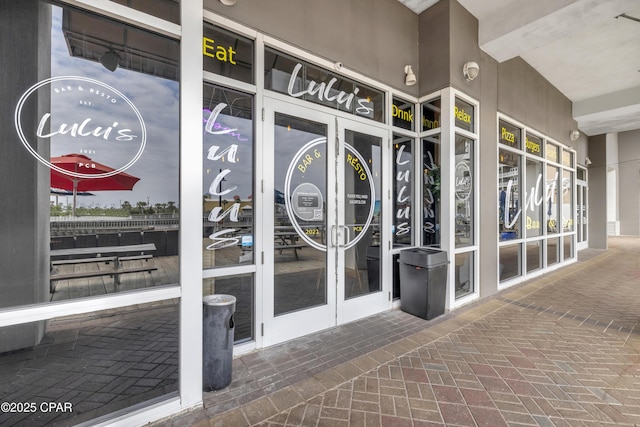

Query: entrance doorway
<box><xmin>262</xmin><ymin>98</ymin><xmax>390</xmax><ymax>346</ymax></box>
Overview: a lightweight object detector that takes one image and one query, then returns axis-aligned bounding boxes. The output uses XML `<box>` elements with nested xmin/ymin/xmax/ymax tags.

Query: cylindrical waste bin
<box><xmin>366</xmin><ymin>246</ymin><xmax>381</xmax><ymax>292</ymax></box>
<box><xmin>203</xmin><ymin>294</ymin><xmax>236</xmax><ymax>391</ymax></box>
<box><xmin>398</xmin><ymin>248</ymin><xmax>449</xmax><ymax>320</ymax></box>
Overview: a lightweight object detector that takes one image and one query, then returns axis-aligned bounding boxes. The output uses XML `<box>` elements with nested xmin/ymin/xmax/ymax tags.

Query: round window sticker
<box><xmin>284</xmin><ymin>138</ymin><xmax>375</xmax><ymax>250</ymax></box>
<box><xmin>14</xmin><ymin>76</ymin><xmax>146</xmax><ymax>179</ymax></box>
<box><xmin>291</xmin><ymin>183</ymin><xmax>324</xmax><ymax>222</ymax></box>
<box><xmin>455</xmin><ymin>161</ymin><xmax>472</xmax><ymax>201</ymax></box>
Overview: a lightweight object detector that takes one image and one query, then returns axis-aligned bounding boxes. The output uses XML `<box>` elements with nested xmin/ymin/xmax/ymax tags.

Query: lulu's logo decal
<box><xmin>14</xmin><ymin>76</ymin><xmax>146</xmax><ymax>179</ymax></box>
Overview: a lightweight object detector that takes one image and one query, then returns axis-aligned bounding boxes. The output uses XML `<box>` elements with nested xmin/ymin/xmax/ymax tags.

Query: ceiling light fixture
<box><xmin>99</xmin><ymin>50</ymin><xmax>120</xmax><ymax>72</ymax></box>
<box><xmin>404</xmin><ymin>65</ymin><xmax>416</xmax><ymax>86</ymax></box>
<box><xmin>463</xmin><ymin>61</ymin><xmax>479</xmax><ymax>81</ymax></box>
<box><xmin>570</xmin><ymin>130</ymin><xmax>580</xmax><ymax>141</ymax></box>
<box><xmin>219</xmin><ymin>0</ymin><xmax>237</xmax><ymax>5</ymax></box>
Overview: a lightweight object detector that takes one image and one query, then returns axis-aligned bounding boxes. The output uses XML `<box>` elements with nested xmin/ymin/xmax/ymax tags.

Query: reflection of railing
<box><xmin>51</xmin><ymin>217</ymin><xmax>179</xmax><ymax>235</ymax></box>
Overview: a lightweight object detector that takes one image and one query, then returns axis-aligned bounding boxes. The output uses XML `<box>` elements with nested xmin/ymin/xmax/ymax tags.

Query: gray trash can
<box><xmin>398</xmin><ymin>248</ymin><xmax>448</xmax><ymax>320</ymax></box>
<box><xmin>203</xmin><ymin>294</ymin><xmax>236</xmax><ymax>391</ymax></box>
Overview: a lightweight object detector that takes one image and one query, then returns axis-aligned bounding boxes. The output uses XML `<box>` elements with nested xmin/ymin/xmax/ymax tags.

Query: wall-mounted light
<box><xmin>404</xmin><ymin>65</ymin><xmax>416</xmax><ymax>86</ymax></box>
<box><xmin>219</xmin><ymin>0</ymin><xmax>237</xmax><ymax>5</ymax></box>
<box><xmin>99</xmin><ymin>50</ymin><xmax>120</xmax><ymax>72</ymax></box>
<box><xmin>570</xmin><ymin>130</ymin><xmax>580</xmax><ymax>141</ymax></box>
<box><xmin>585</xmin><ymin>156</ymin><xmax>592</xmax><ymax>165</ymax></box>
<box><xmin>463</xmin><ymin>61</ymin><xmax>479</xmax><ymax>81</ymax></box>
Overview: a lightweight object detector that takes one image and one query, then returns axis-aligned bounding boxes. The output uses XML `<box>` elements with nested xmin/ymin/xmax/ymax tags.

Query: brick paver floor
<box><xmin>158</xmin><ymin>236</ymin><xmax>640</xmax><ymax>426</ymax></box>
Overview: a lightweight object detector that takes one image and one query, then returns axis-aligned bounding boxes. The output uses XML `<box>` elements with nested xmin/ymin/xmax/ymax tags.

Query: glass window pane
<box><xmin>546</xmin><ymin>165</ymin><xmax>560</xmax><ymax>234</ymax></box>
<box><xmin>546</xmin><ymin>142</ymin><xmax>559</xmax><ymax>163</ymax></box>
<box><xmin>455</xmin><ymin>252</ymin><xmax>473</xmax><ymax>298</ymax></box>
<box><xmin>204</xmin><ymin>274</ymin><xmax>254</xmax><ymax>343</ymax></box>
<box><xmin>498</xmin><ymin>149</ymin><xmax>521</xmax><ymax>240</ymax></box>
<box><xmin>562</xmin><ymin>149</ymin><xmax>573</xmax><ymax>167</ymax></box>
<box><xmin>422</xmin><ymin>135</ymin><xmax>441</xmax><ymax>246</ymax></box>
<box><xmin>421</xmin><ymin>98</ymin><xmax>441</xmax><ymax>131</ymax></box>
<box><xmin>526</xmin><ymin>241</ymin><xmax>542</xmax><ymax>273</ymax></box>
<box><xmin>499</xmin><ymin>244</ymin><xmax>521</xmax><ymax>282</ymax></box>
<box><xmin>202</xmin><ymin>85</ymin><xmax>254</xmax><ymax>269</ymax></box>
<box><xmin>392</xmin><ymin>97</ymin><xmax>415</xmax><ymax>131</ymax></box>
<box><xmin>525</xmin><ymin>159</ymin><xmax>544</xmax><ymax>237</ymax></box>
<box><xmin>525</xmin><ymin>133</ymin><xmax>543</xmax><ymax>157</ymax></box>
<box><xmin>563</xmin><ymin>236</ymin><xmax>574</xmax><ymax>261</ymax></box>
<box><xmin>547</xmin><ymin>237</ymin><xmax>559</xmax><ymax>266</ymax></box>
<box><xmin>454</xmin><ymin>98</ymin><xmax>474</xmax><ymax>132</ymax></box>
<box><xmin>203</xmin><ymin>22</ymin><xmax>254</xmax><ymax>84</ymax></box>
<box><xmin>0</xmin><ymin>303</ymin><xmax>178</xmax><ymax>425</ymax></box>
<box><xmin>562</xmin><ymin>170</ymin><xmax>573</xmax><ymax>232</ymax></box>
<box><xmin>6</xmin><ymin>3</ymin><xmax>180</xmax><ymax>306</ymax></box>
<box><xmin>264</xmin><ymin>48</ymin><xmax>384</xmax><ymax>122</ymax></box>
<box><xmin>110</xmin><ymin>0</ymin><xmax>180</xmax><ymax>24</ymax></box>
<box><xmin>455</xmin><ymin>135</ymin><xmax>474</xmax><ymax>248</ymax></box>
<box><xmin>393</xmin><ymin>135</ymin><xmax>412</xmax><ymax>247</ymax></box>
<box><xmin>499</xmin><ymin>120</ymin><xmax>521</xmax><ymax>149</ymax></box>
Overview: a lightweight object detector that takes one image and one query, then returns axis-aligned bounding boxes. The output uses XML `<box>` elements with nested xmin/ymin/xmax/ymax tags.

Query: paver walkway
<box><xmin>158</xmin><ymin>237</ymin><xmax>640</xmax><ymax>426</ymax></box>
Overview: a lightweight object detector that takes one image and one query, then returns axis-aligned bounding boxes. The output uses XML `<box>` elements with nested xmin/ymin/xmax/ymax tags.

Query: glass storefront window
<box><xmin>0</xmin><ymin>303</ymin><xmax>179</xmax><ymax>426</ymax></box>
<box><xmin>421</xmin><ymin>98</ymin><xmax>441</xmax><ymax>131</ymax></box>
<box><xmin>546</xmin><ymin>142</ymin><xmax>559</xmax><ymax>163</ymax></box>
<box><xmin>111</xmin><ymin>0</ymin><xmax>180</xmax><ymax>24</ymax></box>
<box><xmin>525</xmin><ymin>133</ymin><xmax>542</xmax><ymax>157</ymax></box>
<box><xmin>204</xmin><ymin>274</ymin><xmax>254</xmax><ymax>343</ymax></box>
<box><xmin>499</xmin><ymin>120</ymin><xmax>521</xmax><ymax>150</ymax></box>
<box><xmin>455</xmin><ymin>135</ymin><xmax>474</xmax><ymax>248</ymax></box>
<box><xmin>525</xmin><ymin>159</ymin><xmax>543</xmax><ymax>237</ymax></box>
<box><xmin>499</xmin><ymin>243</ymin><xmax>521</xmax><ymax>282</ymax></box>
<box><xmin>4</xmin><ymin>2</ymin><xmax>181</xmax><ymax>307</ymax></box>
<box><xmin>562</xmin><ymin>169</ymin><xmax>573</xmax><ymax>232</ymax></box>
<box><xmin>202</xmin><ymin>84</ymin><xmax>254</xmax><ymax>269</ymax></box>
<box><xmin>203</xmin><ymin>22</ymin><xmax>254</xmax><ymax>84</ymax></box>
<box><xmin>392</xmin><ymin>97</ymin><xmax>414</xmax><ymax>131</ymax></box>
<box><xmin>562</xmin><ymin>149</ymin><xmax>573</xmax><ymax>167</ymax></box>
<box><xmin>264</xmin><ymin>48</ymin><xmax>384</xmax><ymax>122</ymax></box>
<box><xmin>454</xmin><ymin>98</ymin><xmax>474</xmax><ymax>132</ymax></box>
<box><xmin>563</xmin><ymin>236</ymin><xmax>574</xmax><ymax>261</ymax></box>
<box><xmin>455</xmin><ymin>252</ymin><xmax>473</xmax><ymax>298</ymax></box>
<box><xmin>498</xmin><ymin>149</ymin><xmax>520</xmax><ymax>241</ymax></box>
<box><xmin>526</xmin><ymin>241</ymin><xmax>542</xmax><ymax>273</ymax></box>
<box><xmin>546</xmin><ymin>165</ymin><xmax>560</xmax><ymax>234</ymax></box>
<box><xmin>547</xmin><ymin>237</ymin><xmax>559</xmax><ymax>266</ymax></box>
<box><xmin>393</xmin><ymin>135</ymin><xmax>412</xmax><ymax>247</ymax></box>
<box><xmin>422</xmin><ymin>136</ymin><xmax>441</xmax><ymax>246</ymax></box>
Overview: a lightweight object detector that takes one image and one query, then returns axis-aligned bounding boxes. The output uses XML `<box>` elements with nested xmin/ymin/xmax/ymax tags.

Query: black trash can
<box><xmin>366</xmin><ymin>246</ymin><xmax>381</xmax><ymax>292</ymax></box>
<box><xmin>398</xmin><ymin>247</ymin><xmax>449</xmax><ymax>320</ymax></box>
<box><xmin>203</xmin><ymin>294</ymin><xmax>236</xmax><ymax>391</ymax></box>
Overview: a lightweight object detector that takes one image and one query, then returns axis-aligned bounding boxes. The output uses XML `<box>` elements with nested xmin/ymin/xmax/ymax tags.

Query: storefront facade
<box><xmin>0</xmin><ymin>0</ymin><xmax>585</xmax><ymax>425</ymax></box>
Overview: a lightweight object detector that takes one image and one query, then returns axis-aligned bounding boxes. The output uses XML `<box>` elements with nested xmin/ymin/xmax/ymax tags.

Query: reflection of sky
<box><xmin>274</xmin><ymin>127</ymin><xmax>326</xmax><ymax>197</ymax></box>
<box><xmin>47</xmin><ymin>7</ymin><xmax>179</xmax><ymax>209</ymax></box>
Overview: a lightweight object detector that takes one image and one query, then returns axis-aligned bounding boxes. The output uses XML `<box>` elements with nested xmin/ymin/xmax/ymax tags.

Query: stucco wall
<box><xmin>204</xmin><ymin>0</ymin><xmax>419</xmax><ymax>95</ymax></box>
<box><xmin>618</xmin><ymin>129</ymin><xmax>640</xmax><ymax>235</ymax></box>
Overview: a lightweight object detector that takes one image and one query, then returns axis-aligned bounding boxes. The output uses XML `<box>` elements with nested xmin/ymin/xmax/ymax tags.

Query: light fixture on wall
<box><xmin>463</xmin><ymin>61</ymin><xmax>479</xmax><ymax>81</ymax></box>
<box><xmin>585</xmin><ymin>156</ymin><xmax>592</xmax><ymax>165</ymax></box>
<box><xmin>570</xmin><ymin>130</ymin><xmax>580</xmax><ymax>141</ymax></box>
<box><xmin>219</xmin><ymin>0</ymin><xmax>237</xmax><ymax>5</ymax></box>
<box><xmin>99</xmin><ymin>50</ymin><xmax>120</xmax><ymax>72</ymax></box>
<box><xmin>404</xmin><ymin>65</ymin><xmax>416</xmax><ymax>86</ymax></box>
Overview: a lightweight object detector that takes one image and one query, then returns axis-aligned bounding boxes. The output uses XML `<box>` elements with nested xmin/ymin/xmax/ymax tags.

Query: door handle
<box><xmin>339</xmin><ymin>225</ymin><xmax>350</xmax><ymax>248</ymax></box>
<box><xmin>330</xmin><ymin>225</ymin><xmax>350</xmax><ymax>247</ymax></box>
<box><xmin>331</xmin><ymin>225</ymin><xmax>338</xmax><ymax>247</ymax></box>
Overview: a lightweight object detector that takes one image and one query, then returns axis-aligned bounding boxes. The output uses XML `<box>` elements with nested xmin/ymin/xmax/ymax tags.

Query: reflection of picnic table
<box><xmin>50</xmin><ymin>243</ymin><xmax>157</xmax><ymax>292</ymax></box>
<box><xmin>274</xmin><ymin>228</ymin><xmax>305</xmax><ymax>260</ymax></box>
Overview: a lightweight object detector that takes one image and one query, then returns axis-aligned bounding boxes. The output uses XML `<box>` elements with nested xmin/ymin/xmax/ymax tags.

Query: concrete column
<box><xmin>587</xmin><ymin>135</ymin><xmax>607</xmax><ymax>249</ymax></box>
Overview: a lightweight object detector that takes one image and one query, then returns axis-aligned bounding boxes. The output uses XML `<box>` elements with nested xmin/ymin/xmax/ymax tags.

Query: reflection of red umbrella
<box><xmin>50</xmin><ymin>153</ymin><xmax>140</xmax><ymax>216</ymax></box>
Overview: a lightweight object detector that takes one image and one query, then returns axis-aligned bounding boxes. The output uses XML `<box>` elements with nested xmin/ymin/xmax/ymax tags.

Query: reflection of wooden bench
<box><xmin>50</xmin><ymin>244</ymin><xmax>157</xmax><ymax>292</ymax></box>
<box><xmin>274</xmin><ymin>243</ymin><xmax>305</xmax><ymax>260</ymax></box>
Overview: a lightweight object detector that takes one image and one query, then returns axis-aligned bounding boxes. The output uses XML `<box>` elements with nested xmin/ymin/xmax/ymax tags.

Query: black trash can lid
<box><xmin>203</xmin><ymin>294</ymin><xmax>236</xmax><ymax>306</ymax></box>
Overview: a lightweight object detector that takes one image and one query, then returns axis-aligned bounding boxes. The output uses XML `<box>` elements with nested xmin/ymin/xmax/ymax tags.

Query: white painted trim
<box><xmin>0</xmin><ymin>287</ymin><xmax>180</xmax><ymax>328</ymax></box>
<box><xmin>179</xmin><ymin>0</ymin><xmax>205</xmax><ymax>409</ymax></box>
<box><xmin>203</xmin><ymin>71</ymin><xmax>257</xmax><ymax>94</ymax></box>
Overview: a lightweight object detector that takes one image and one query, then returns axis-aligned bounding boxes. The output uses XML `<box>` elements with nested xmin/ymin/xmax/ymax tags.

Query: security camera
<box><xmin>334</xmin><ymin>62</ymin><xmax>343</xmax><ymax>71</ymax></box>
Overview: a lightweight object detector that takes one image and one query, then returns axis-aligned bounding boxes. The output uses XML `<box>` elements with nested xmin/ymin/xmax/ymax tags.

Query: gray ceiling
<box><xmin>397</xmin><ymin>0</ymin><xmax>640</xmax><ymax>136</ymax></box>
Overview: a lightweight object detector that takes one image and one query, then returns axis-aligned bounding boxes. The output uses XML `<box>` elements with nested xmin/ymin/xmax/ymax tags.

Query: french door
<box><xmin>262</xmin><ymin>97</ymin><xmax>389</xmax><ymax>346</ymax></box>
